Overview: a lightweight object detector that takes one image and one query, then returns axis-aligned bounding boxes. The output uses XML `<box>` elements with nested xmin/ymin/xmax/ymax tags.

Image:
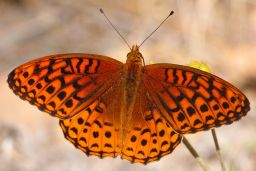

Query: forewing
<box><xmin>8</xmin><ymin>54</ymin><xmax>123</xmax><ymax>119</ymax></box>
<box><xmin>143</xmin><ymin>64</ymin><xmax>250</xmax><ymax>134</ymax></box>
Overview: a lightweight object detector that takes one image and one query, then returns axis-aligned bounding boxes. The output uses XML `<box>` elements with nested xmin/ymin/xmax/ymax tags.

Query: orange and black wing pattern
<box><xmin>60</xmin><ymin>80</ymin><xmax>182</xmax><ymax>164</ymax></box>
<box><xmin>7</xmin><ymin>54</ymin><xmax>123</xmax><ymax>119</ymax></box>
<box><xmin>59</xmin><ymin>78</ymin><xmax>123</xmax><ymax>158</ymax></box>
<box><xmin>143</xmin><ymin>64</ymin><xmax>250</xmax><ymax>134</ymax></box>
<box><xmin>121</xmin><ymin>82</ymin><xmax>182</xmax><ymax>164</ymax></box>
<box><xmin>7</xmin><ymin>52</ymin><xmax>250</xmax><ymax>164</ymax></box>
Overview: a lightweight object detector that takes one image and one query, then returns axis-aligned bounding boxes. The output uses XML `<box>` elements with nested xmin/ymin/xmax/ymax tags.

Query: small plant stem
<box><xmin>228</xmin><ymin>161</ymin><xmax>233</xmax><ymax>171</ymax></box>
<box><xmin>211</xmin><ymin>129</ymin><xmax>226</xmax><ymax>171</ymax></box>
<box><xmin>182</xmin><ymin>137</ymin><xmax>209</xmax><ymax>171</ymax></box>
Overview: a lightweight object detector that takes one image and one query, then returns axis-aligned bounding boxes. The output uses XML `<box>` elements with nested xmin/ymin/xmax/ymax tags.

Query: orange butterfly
<box><xmin>7</xmin><ymin>10</ymin><xmax>250</xmax><ymax>164</ymax></box>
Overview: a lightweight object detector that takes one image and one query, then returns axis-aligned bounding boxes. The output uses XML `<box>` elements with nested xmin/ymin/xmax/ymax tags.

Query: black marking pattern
<box><xmin>59</xmin><ymin>100</ymin><xmax>121</xmax><ymax>160</ymax></box>
<box><xmin>121</xmin><ymin>107</ymin><xmax>182</xmax><ymax>164</ymax></box>
<box><xmin>7</xmin><ymin>53</ymin><xmax>250</xmax><ymax>164</ymax></box>
<box><xmin>7</xmin><ymin>54</ymin><xmax>122</xmax><ymax>119</ymax></box>
<box><xmin>143</xmin><ymin>64</ymin><xmax>250</xmax><ymax>134</ymax></box>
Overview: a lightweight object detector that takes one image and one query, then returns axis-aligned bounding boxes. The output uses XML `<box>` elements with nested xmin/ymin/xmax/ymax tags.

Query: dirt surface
<box><xmin>0</xmin><ymin>1</ymin><xmax>256</xmax><ymax>171</ymax></box>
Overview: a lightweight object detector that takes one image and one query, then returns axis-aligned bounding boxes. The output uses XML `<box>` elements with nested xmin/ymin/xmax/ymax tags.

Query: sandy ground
<box><xmin>0</xmin><ymin>1</ymin><xmax>256</xmax><ymax>171</ymax></box>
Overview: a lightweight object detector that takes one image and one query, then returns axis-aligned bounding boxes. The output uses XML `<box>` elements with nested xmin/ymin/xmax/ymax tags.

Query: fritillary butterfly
<box><xmin>7</xmin><ymin>45</ymin><xmax>250</xmax><ymax>164</ymax></box>
<box><xmin>7</xmin><ymin>9</ymin><xmax>250</xmax><ymax>164</ymax></box>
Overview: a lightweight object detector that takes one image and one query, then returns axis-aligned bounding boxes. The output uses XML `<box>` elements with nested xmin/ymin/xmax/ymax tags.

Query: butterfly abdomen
<box><xmin>118</xmin><ymin>45</ymin><xmax>144</xmax><ymax>142</ymax></box>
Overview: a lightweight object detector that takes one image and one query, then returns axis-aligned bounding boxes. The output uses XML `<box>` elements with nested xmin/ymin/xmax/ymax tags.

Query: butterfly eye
<box><xmin>138</xmin><ymin>52</ymin><xmax>143</xmax><ymax>57</ymax></box>
<box><xmin>127</xmin><ymin>52</ymin><xmax>131</xmax><ymax>57</ymax></box>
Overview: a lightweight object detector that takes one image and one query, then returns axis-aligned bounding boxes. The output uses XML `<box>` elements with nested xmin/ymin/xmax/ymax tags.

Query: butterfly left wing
<box><xmin>121</xmin><ymin>82</ymin><xmax>182</xmax><ymax>164</ymax></box>
<box><xmin>7</xmin><ymin>53</ymin><xmax>123</xmax><ymax>119</ymax></box>
<box><xmin>142</xmin><ymin>64</ymin><xmax>250</xmax><ymax>134</ymax></box>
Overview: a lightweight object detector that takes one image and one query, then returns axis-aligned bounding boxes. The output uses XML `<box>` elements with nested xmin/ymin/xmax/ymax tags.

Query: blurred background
<box><xmin>0</xmin><ymin>0</ymin><xmax>256</xmax><ymax>171</ymax></box>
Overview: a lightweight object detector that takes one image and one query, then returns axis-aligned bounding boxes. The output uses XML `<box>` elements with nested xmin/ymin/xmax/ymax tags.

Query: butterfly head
<box><xmin>126</xmin><ymin>45</ymin><xmax>144</xmax><ymax>66</ymax></box>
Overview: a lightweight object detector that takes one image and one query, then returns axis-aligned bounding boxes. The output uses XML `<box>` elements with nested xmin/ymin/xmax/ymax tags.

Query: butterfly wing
<box><xmin>7</xmin><ymin>53</ymin><xmax>123</xmax><ymax>119</ymax></box>
<box><xmin>59</xmin><ymin>78</ymin><xmax>123</xmax><ymax>158</ymax></box>
<box><xmin>59</xmin><ymin>78</ymin><xmax>182</xmax><ymax>164</ymax></box>
<box><xmin>142</xmin><ymin>64</ymin><xmax>250</xmax><ymax>134</ymax></box>
<box><xmin>121</xmin><ymin>82</ymin><xmax>182</xmax><ymax>164</ymax></box>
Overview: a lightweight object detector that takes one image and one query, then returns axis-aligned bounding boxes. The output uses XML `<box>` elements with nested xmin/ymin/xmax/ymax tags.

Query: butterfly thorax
<box><xmin>125</xmin><ymin>45</ymin><xmax>143</xmax><ymax>109</ymax></box>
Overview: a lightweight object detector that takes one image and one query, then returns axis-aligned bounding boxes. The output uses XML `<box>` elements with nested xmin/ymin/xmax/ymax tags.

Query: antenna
<box><xmin>100</xmin><ymin>8</ymin><xmax>131</xmax><ymax>50</ymax></box>
<box><xmin>139</xmin><ymin>11</ymin><xmax>174</xmax><ymax>47</ymax></box>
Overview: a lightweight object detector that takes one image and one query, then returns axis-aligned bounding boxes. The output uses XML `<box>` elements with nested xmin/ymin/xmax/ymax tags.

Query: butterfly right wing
<box><xmin>7</xmin><ymin>54</ymin><xmax>123</xmax><ymax>119</ymax></box>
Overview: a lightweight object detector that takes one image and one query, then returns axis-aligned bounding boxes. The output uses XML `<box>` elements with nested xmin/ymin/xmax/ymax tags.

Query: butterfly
<box><xmin>7</xmin><ymin>44</ymin><xmax>250</xmax><ymax>164</ymax></box>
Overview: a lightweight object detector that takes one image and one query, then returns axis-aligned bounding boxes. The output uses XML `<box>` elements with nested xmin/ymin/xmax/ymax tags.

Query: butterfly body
<box><xmin>7</xmin><ymin>45</ymin><xmax>250</xmax><ymax>164</ymax></box>
<box><xmin>123</xmin><ymin>45</ymin><xmax>143</xmax><ymax>107</ymax></box>
<box><xmin>120</xmin><ymin>45</ymin><xmax>144</xmax><ymax>145</ymax></box>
